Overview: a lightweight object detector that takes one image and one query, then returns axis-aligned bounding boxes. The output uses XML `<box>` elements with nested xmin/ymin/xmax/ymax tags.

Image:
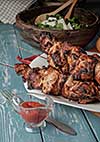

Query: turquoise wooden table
<box><xmin>0</xmin><ymin>23</ymin><xmax>100</xmax><ymax>142</ymax></box>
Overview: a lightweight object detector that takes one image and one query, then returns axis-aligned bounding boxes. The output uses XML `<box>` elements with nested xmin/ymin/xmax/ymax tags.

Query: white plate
<box><xmin>24</xmin><ymin>52</ymin><xmax>100</xmax><ymax>112</ymax></box>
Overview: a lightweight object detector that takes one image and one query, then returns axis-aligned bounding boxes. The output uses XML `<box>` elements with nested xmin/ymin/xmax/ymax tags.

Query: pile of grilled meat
<box><xmin>14</xmin><ymin>32</ymin><xmax>100</xmax><ymax>104</ymax></box>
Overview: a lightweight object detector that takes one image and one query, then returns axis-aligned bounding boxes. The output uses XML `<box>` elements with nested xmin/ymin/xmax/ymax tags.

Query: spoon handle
<box><xmin>64</xmin><ymin>0</ymin><xmax>78</xmax><ymax>20</ymax></box>
<box><xmin>49</xmin><ymin>0</ymin><xmax>73</xmax><ymax>16</ymax></box>
<box><xmin>46</xmin><ymin>117</ymin><xmax>77</xmax><ymax>135</ymax></box>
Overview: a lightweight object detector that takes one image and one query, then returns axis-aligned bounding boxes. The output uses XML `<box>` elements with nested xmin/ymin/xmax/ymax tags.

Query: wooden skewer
<box><xmin>0</xmin><ymin>54</ymin><xmax>47</xmax><ymax>69</ymax></box>
<box><xmin>0</xmin><ymin>62</ymin><xmax>14</xmax><ymax>68</ymax></box>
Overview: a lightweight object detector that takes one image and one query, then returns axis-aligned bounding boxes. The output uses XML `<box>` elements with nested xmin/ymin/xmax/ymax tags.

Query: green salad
<box><xmin>36</xmin><ymin>14</ymin><xmax>86</xmax><ymax>30</ymax></box>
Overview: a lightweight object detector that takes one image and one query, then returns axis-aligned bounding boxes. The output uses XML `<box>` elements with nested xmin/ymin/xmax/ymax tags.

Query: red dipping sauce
<box><xmin>19</xmin><ymin>101</ymin><xmax>49</xmax><ymax>124</ymax></box>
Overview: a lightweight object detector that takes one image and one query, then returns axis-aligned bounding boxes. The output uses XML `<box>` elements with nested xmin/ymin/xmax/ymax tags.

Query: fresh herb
<box><xmin>36</xmin><ymin>15</ymin><xmax>87</xmax><ymax>30</ymax></box>
<box><xmin>36</xmin><ymin>22</ymin><xmax>45</xmax><ymax>28</ymax></box>
<box><xmin>67</xmin><ymin>16</ymin><xmax>81</xmax><ymax>30</ymax></box>
<box><xmin>55</xmin><ymin>14</ymin><xmax>62</xmax><ymax>19</ymax></box>
<box><xmin>55</xmin><ymin>23</ymin><xmax>63</xmax><ymax>30</ymax></box>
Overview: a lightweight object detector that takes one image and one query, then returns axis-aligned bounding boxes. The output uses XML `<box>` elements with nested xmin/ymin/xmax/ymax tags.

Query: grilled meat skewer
<box><xmin>14</xmin><ymin>63</ymin><xmax>66</xmax><ymax>95</ymax></box>
<box><xmin>14</xmin><ymin>63</ymin><xmax>100</xmax><ymax>104</ymax></box>
<box><xmin>40</xmin><ymin>32</ymin><xmax>100</xmax><ymax>83</ymax></box>
<box><xmin>14</xmin><ymin>32</ymin><xmax>100</xmax><ymax>104</ymax></box>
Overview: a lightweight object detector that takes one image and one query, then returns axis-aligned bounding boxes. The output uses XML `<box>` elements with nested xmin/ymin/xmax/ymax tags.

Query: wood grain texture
<box><xmin>83</xmin><ymin>110</ymin><xmax>100</xmax><ymax>142</ymax></box>
<box><xmin>0</xmin><ymin>24</ymin><xmax>42</xmax><ymax>142</ymax></box>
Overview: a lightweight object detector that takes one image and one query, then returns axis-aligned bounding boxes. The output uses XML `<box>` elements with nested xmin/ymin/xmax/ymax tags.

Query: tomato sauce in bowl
<box><xmin>19</xmin><ymin>101</ymin><xmax>50</xmax><ymax>124</ymax></box>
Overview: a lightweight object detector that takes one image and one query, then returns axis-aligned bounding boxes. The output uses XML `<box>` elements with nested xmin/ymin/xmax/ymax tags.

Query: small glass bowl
<box><xmin>13</xmin><ymin>93</ymin><xmax>53</xmax><ymax>133</ymax></box>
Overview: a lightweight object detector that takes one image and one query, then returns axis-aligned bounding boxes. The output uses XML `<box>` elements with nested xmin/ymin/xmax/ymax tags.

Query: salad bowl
<box><xmin>16</xmin><ymin>6</ymin><xmax>99</xmax><ymax>47</ymax></box>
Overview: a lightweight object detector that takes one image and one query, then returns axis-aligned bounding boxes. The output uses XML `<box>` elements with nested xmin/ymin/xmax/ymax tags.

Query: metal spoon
<box><xmin>46</xmin><ymin>117</ymin><xmax>77</xmax><ymax>135</ymax></box>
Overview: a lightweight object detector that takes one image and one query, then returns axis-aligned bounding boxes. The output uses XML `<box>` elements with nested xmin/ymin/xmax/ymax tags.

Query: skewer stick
<box><xmin>0</xmin><ymin>54</ymin><xmax>47</xmax><ymax>69</ymax></box>
<box><xmin>0</xmin><ymin>62</ymin><xmax>14</xmax><ymax>68</ymax></box>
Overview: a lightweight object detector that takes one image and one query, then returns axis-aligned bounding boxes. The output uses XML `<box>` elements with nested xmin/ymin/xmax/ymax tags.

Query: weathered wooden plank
<box><xmin>0</xmin><ymin>24</ymin><xmax>14</xmax><ymax>32</ymax></box>
<box><xmin>0</xmin><ymin>25</ymin><xmax>42</xmax><ymax>142</ymax></box>
<box><xmin>0</xmin><ymin>26</ymin><xmax>25</xmax><ymax>91</ymax></box>
<box><xmin>83</xmin><ymin>110</ymin><xmax>100</xmax><ymax>142</ymax></box>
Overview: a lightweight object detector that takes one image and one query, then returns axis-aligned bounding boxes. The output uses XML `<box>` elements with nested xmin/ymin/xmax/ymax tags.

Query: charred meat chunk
<box><xmin>62</xmin><ymin>76</ymin><xmax>100</xmax><ymax>104</ymax></box>
<box><xmin>40</xmin><ymin>66</ymin><xmax>66</xmax><ymax>95</ymax></box>
<box><xmin>70</xmin><ymin>54</ymin><xmax>98</xmax><ymax>80</ymax></box>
